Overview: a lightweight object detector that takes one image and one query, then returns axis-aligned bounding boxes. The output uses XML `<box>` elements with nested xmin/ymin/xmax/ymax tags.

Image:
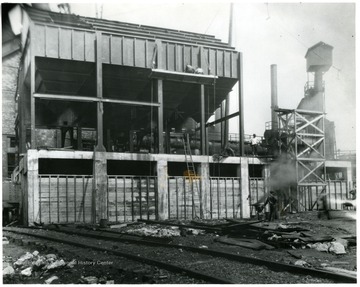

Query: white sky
<box><xmin>68</xmin><ymin>1</ymin><xmax>356</xmax><ymax>151</ymax></box>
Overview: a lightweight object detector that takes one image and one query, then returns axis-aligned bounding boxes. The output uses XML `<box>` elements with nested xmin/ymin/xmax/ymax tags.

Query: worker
<box><xmin>264</xmin><ymin>191</ymin><xmax>278</xmax><ymax>221</ymax></box>
<box><xmin>317</xmin><ymin>192</ymin><xmax>330</xmax><ymax>219</ymax></box>
<box><xmin>250</xmin><ymin>134</ymin><xmax>258</xmax><ymax>155</ymax></box>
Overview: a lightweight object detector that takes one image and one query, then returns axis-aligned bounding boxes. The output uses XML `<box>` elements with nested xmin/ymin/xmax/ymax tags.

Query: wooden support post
<box><xmin>199</xmin><ymin>163</ymin><xmax>210</xmax><ymax>219</ymax></box>
<box><xmin>157</xmin><ymin>79</ymin><xmax>164</xmax><ymax>154</ymax></box>
<box><xmin>93</xmin><ymin>150</ymin><xmax>108</xmax><ymax>223</ymax></box>
<box><xmin>200</xmin><ymin>84</ymin><xmax>206</xmax><ymax>155</ymax></box>
<box><xmin>238</xmin><ymin>157</ymin><xmax>250</xmax><ymax>218</ymax></box>
<box><xmin>27</xmin><ymin>150</ymin><xmax>39</xmax><ymax>226</ymax></box>
<box><xmin>238</xmin><ymin>52</ymin><xmax>245</xmax><ymax>156</ymax></box>
<box><xmin>156</xmin><ymin>160</ymin><xmax>168</xmax><ymax>220</ymax></box>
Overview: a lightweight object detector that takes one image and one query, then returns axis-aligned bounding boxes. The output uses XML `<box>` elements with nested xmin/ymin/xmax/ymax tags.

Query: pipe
<box><xmin>223</xmin><ymin>3</ymin><xmax>234</xmax><ymax>148</ymax></box>
<box><xmin>270</xmin><ymin>64</ymin><xmax>278</xmax><ymax>131</ymax></box>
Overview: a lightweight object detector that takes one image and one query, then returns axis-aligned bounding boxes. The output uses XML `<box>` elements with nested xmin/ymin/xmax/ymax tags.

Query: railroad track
<box><xmin>3</xmin><ymin>227</ymin><xmax>356</xmax><ymax>284</ymax></box>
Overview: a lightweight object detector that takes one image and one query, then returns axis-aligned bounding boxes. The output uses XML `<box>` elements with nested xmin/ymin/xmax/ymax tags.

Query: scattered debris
<box><xmin>329</xmin><ymin>242</ymin><xmax>346</xmax><ymax>255</ymax></box>
<box><xmin>3</xmin><ymin>237</ymin><xmax>9</xmax><ymax>245</ymax></box>
<box><xmin>307</xmin><ymin>242</ymin><xmax>330</xmax><ymax>252</ymax></box>
<box><xmin>216</xmin><ymin>236</ymin><xmax>274</xmax><ymax>250</ymax></box>
<box><xmin>125</xmin><ymin>225</ymin><xmax>181</xmax><ymax>238</ymax></box>
<box><xmin>46</xmin><ymin>259</ymin><xmax>66</xmax><ymax>270</ymax></box>
<box><xmin>33</xmin><ymin>256</ymin><xmax>47</xmax><ymax>268</ymax></box>
<box><xmin>3</xmin><ymin>266</ymin><xmax>15</xmax><ymax>276</ymax></box>
<box><xmin>67</xmin><ymin>259</ymin><xmax>77</xmax><ymax>268</ymax></box>
<box><xmin>32</xmin><ymin>250</ymin><xmax>39</xmax><ymax>257</ymax></box>
<box><xmin>45</xmin><ymin>275</ymin><xmax>59</xmax><ymax>284</ymax></box>
<box><xmin>20</xmin><ymin>267</ymin><xmax>32</xmax><ymax>276</ymax></box>
<box><xmin>80</xmin><ymin>276</ymin><xmax>99</xmax><ymax>284</ymax></box>
<box><xmin>109</xmin><ymin>223</ymin><xmax>128</xmax><ymax>229</ymax></box>
<box><xmin>106</xmin><ymin>280</ymin><xmax>115</xmax><ymax>284</ymax></box>
<box><xmin>45</xmin><ymin>254</ymin><xmax>57</xmax><ymax>260</ymax></box>
<box><xmin>199</xmin><ymin>245</ymin><xmax>208</xmax><ymax>249</ymax></box>
<box><xmin>294</xmin><ymin>260</ymin><xmax>308</xmax><ymax>267</ymax></box>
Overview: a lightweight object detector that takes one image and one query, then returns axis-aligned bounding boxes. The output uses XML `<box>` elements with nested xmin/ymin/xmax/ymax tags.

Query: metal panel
<box><xmin>110</xmin><ymin>35</ymin><xmax>122</xmax><ymax>65</ymax></box>
<box><xmin>224</xmin><ymin>51</ymin><xmax>231</xmax><ymax>78</ymax></box>
<box><xmin>209</xmin><ymin>49</ymin><xmax>216</xmax><ymax>75</ymax></box>
<box><xmin>175</xmin><ymin>44</ymin><xmax>183</xmax><ymax>72</ymax></box>
<box><xmin>231</xmin><ymin>51</ymin><xmax>238</xmax><ymax>78</ymax></box>
<box><xmin>30</xmin><ymin>23</ymin><xmax>238</xmax><ymax>78</ymax></box>
<box><xmin>123</xmin><ymin>37</ymin><xmax>134</xmax><ymax>66</ymax></box>
<box><xmin>33</xmin><ymin>24</ymin><xmax>45</xmax><ymax>56</ymax></box>
<box><xmin>101</xmin><ymin>34</ymin><xmax>110</xmax><ymax>63</ymax></box>
<box><xmin>147</xmin><ymin>40</ymin><xmax>156</xmax><ymax>68</ymax></box>
<box><xmin>59</xmin><ymin>28</ymin><xmax>72</xmax><ymax>59</ymax></box>
<box><xmin>84</xmin><ymin>32</ymin><xmax>95</xmax><ymax>62</ymax></box>
<box><xmin>183</xmin><ymin>45</ymin><xmax>191</xmax><ymax>68</ymax></box>
<box><xmin>216</xmin><ymin>50</ymin><xmax>224</xmax><ymax>77</ymax></box>
<box><xmin>167</xmin><ymin>43</ymin><xmax>176</xmax><ymax>71</ymax></box>
<box><xmin>45</xmin><ymin>26</ymin><xmax>59</xmax><ymax>58</ymax></box>
<box><xmin>73</xmin><ymin>30</ymin><xmax>85</xmax><ymax>61</ymax></box>
<box><xmin>134</xmin><ymin>38</ymin><xmax>146</xmax><ymax>67</ymax></box>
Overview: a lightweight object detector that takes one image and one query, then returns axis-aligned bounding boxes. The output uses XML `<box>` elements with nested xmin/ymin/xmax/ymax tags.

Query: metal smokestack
<box><xmin>270</xmin><ymin>64</ymin><xmax>278</xmax><ymax>131</ymax></box>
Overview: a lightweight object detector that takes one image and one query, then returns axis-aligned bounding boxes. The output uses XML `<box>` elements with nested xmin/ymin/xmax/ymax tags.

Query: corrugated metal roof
<box><xmin>24</xmin><ymin>6</ymin><xmax>234</xmax><ymax>50</ymax></box>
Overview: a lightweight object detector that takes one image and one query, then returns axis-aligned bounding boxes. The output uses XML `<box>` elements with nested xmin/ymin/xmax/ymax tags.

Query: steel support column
<box><xmin>157</xmin><ymin>79</ymin><xmax>164</xmax><ymax>153</ymax></box>
<box><xmin>200</xmin><ymin>84</ymin><xmax>206</xmax><ymax>155</ymax></box>
<box><xmin>30</xmin><ymin>24</ymin><xmax>36</xmax><ymax>148</ymax></box>
<box><xmin>238</xmin><ymin>52</ymin><xmax>245</xmax><ymax>156</ymax></box>
<box><xmin>96</xmin><ymin>31</ymin><xmax>105</xmax><ymax>151</ymax></box>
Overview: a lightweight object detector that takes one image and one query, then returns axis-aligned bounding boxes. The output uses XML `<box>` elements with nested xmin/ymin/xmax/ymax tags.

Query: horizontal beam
<box><xmin>150</xmin><ymin>69</ymin><xmax>218</xmax><ymax>85</ymax></box>
<box><xmin>298</xmin><ymin>183</ymin><xmax>327</xmax><ymax>186</ymax></box>
<box><xmin>34</xmin><ymin>93</ymin><xmax>160</xmax><ymax>107</ymax></box>
<box><xmin>206</xmin><ymin>111</ymin><xmax>240</xmax><ymax>127</ymax></box>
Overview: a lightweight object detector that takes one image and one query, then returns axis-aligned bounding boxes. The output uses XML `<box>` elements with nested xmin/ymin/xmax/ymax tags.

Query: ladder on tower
<box><xmin>182</xmin><ymin>133</ymin><xmax>202</xmax><ymax>218</ymax></box>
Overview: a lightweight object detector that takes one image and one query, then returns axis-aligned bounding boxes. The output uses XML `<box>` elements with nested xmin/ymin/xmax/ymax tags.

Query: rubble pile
<box><xmin>125</xmin><ymin>224</ymin><xmax>181</xmax><ymax>238</ymax></box>
<box><xmin>2</xmin><ymin>250</ymin><xmax>75</xmax><ymax>283</ymax></box>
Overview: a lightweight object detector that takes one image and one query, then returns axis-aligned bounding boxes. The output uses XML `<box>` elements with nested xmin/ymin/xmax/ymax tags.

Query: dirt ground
<box><xmin>2</xmin><ymin>210</ymin><xmax>356</xmax><ymax>284</ymax></box>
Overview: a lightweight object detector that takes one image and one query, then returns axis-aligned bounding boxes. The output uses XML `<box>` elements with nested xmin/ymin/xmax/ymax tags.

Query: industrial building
<box><xmin>2</xmin><ymin>5</ymin><xmax>354</xmax><ymax>226</ymax></box>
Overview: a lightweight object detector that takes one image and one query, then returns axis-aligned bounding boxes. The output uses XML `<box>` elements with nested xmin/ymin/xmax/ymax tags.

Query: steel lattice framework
<box><xmin>276</xmin><ymin>108</ymin><xmax>327</xmax><ymax>210</ymax></box>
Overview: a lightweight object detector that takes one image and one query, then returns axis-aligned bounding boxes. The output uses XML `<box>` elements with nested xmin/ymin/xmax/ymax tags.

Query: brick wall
<box><xmin>2</xmin><ymin>51</ymin><xmax>21</xmax><ymax>179</ymax></box>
